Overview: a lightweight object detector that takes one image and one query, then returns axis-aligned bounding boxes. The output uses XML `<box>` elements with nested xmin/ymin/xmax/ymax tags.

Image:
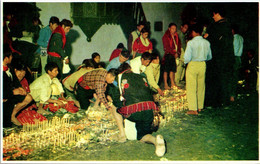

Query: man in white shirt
<box><xmin>29</xmin><ymin>62</ymin><xmax>66</xmax><ymax>114</ymax></box>
<box><xmin>130</xmin><ymin>52</ymin><xmax>151</xmax><ymax>74</ymax></box>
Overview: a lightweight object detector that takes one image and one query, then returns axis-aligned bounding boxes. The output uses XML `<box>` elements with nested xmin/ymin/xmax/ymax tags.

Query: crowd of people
<box><xmin>2</xmin><ymin>5</ymin><xmax>258</xmax><ymax>157</ymax></box>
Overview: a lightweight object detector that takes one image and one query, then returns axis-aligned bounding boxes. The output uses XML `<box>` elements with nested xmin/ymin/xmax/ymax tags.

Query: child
<box><xmin>184</xmin><ymin>24</ymin><xmax>212</xmax><ymax>115</ymax></box>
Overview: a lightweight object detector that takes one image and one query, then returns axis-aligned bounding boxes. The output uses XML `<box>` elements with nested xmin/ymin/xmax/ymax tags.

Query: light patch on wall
<box><xmin>71</xmin><ymin>23</ymin><xmax>127</xmax><ymax>65</ymax></box>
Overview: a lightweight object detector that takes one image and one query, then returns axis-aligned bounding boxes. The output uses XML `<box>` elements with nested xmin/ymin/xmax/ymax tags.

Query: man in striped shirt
<box><xmin>75</xmin><ymin>68</ymin><xmax>127</xmax><ymax>142</ymax></box>
<box><xmin>76</xmin><ymin>68</ymin><xmax>116</xmax><ymax>110</ymax></box>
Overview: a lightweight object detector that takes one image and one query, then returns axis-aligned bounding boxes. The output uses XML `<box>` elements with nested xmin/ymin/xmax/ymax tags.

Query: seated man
<box><xmin>117</xmin><ymin>63</ymin><xmax>166</xmax><ymax>157</ymax></box>
<box><xmin>109</xmin><ymin>43</ymin><xmax>125</xmax><ymax>62</ymax></box>
<box><xmin>130</xmin><ymin>52</ymin><xmax>151</xmax><ymax>74</ymax></box>
<box><xmin>29</xmin><ymin>62</ymin><xmax>67</xmax><ymax>114</ymax></box>
<box><xmin>3</xmin><ymin>44</ymin><xmax>33</xmax><ymax>126</ymax></box>
<box><xmin>145</xmin><ymin>53</ymin><xmax>164</xmax><ymax>96</ymax></box>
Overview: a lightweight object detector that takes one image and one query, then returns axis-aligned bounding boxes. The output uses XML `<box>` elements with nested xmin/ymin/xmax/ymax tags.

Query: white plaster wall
<box><xmin>71</xmin><ymin>23</ymin><xmax>127</xmax><ymax>65</ymax></box>
<box><xmin>37</xmin><ymin>3</ymin><xmax>71</xmax><ymax>26</ymax></box>
<box><xmin>142</xmin><ymin>3</ymin><xmax>186</xmax><ymax>57</ymax></box>
<box><xmin>36</xmin><ymin>3</ymin><xmax>127</xmax><ymax>65</ymax></box>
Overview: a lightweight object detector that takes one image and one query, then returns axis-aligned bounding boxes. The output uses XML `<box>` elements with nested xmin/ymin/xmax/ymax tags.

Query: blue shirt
<box><xmin>36</xmin><ymin>25</ymin><xmax>52</xmax><ymax>53</ymax></box>
<box><xmin>106</xmin><ymin>57</ymin><xmax>129</xmax><ymax>86</ymax></box>
<box><xmin>233</xmin><ymin>34</ymin><xmax>244</xmax><ymax>57</ymax></box>
<box><xmin>106</xmin><ymin>57</ymin><xmax>130</xmax><ymax>71</ymax></box>
<box><xmin>184</xmin><ymin>36</ymin><xmax>212</xmax><ymax>64</ymax></box>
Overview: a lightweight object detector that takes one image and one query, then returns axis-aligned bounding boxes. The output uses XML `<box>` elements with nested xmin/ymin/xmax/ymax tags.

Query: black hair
<box><xmin>98</xmin><ymin>62</ymin><xmax>106</xmax><ymax>68</ymax></box>
<box><xmin>181</xmin><ymin>22</ymin><xmax>189</xmax><ymax>27</ymax></box>
<box><xmin>231</xmin><ymin>24</ymin><xmax>240</xmax><ymax>34</ymax></box>
<box><xmin>45</xmin><ymin>62</ymin><xmax>58</xmax><ymax>73</ymax></box>
<box><xmin>3</xmin><ymin>44</ymin><xmax>12</xmax><ymax>60</ymax></box>
<box><xmin>121</xmin><ymin>49</ymin><xmax>130</xmax><ymax>58</ymax></box>
<box><xmin>190</xmin><ymin>23</ymin><xmax>203</xmax><ymax>35</ymax></box>
<box><xmin>141</xmin><ymin>27</ymin><xmax>150</xmax><ymax>34</ymax></box>
<box><xmin>151</xmin><ymin>53</ymin><xmax>159</xmax><ymax>61</ymax></box>
<box><xmin>13</xmin><ymin>61</ymin><xmax>27</xmax><ymax>71</ymax></box>
<box><xmin>60</xmin><ymin>19</ymin><xmax>73</xmax><ymax>28</ymax></box>
<box><xmin>91</xmin><ymin>52</ymin><xmax>100</xmax><ymax>59</ymax></box>
<box><xmin>141</xmin><ymin>52</ymin><xmax>152</xmax><ymax>61</ymax></box>
<box><xmin>49</xmin><ymin>16</ymin><xmax>60</xmax><ymax>25</ymax></box>
<box><xmin>118</xmin><ymin>62</ymin><xmax>131</xmax><ymax>74</ymax></box>
<box><xmin>117</xmin><ymin>43</ymin><xmax>124</xmax><ymax>49</ymax></box>
<box><xmin>32</xmin><ymin>17</ymin><xmax>42</xmax><ymax>26</ymax></box>
<box><xmin>168</xmin><ymin>23</ymin><xmax>177</xmax><ymax>28</ymax></box>
<box><xmin>82</xmin><ymin>59</ymin><xmax>95</xmax><ymax>68</ymax></box>
<box><xmin>212</xmin><ymin>5</ymin><xmax>226</xmax><ymax>17</ymax></box>
<box><xmin>137</xmin><ymin>21</ymin><xmax>146</xmax><ymax>26</ymax></box>
<box><xmin>107</xmin><ymin>68</ymin><xmax>118</xmax><ymax>77</ymax></box>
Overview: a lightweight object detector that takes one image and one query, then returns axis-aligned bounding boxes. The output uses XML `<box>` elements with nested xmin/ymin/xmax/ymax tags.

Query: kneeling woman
<box><xmin>117</xmin><ymin>63</ymin><xmax>166</xmax><ymax>157</ymax></box>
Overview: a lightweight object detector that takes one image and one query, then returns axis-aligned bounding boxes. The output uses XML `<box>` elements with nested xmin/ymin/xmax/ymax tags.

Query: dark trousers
<box><xmin>205</xmin><ymin>60</ymin><xmax>234</xmax><ymax>107</ymax></box>
<box><xmin>74</xmin><ymin>84</ymin><xmax>95</xmax><ymax>110</ymax></box>
<box><xmin>128</xmin><ymin>110</ymin><xmax>154</xmax><ymax>140</ymax></box>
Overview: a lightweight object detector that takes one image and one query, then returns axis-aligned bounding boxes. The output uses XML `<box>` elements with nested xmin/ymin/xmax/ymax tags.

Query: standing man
<box><xmin>204</xmin><ymin>6</ymin><xmax>235</xmax><ymax>108</ymax></box>
<box><xmin>36</xmin><ymin>16</ymin><xmax>59</xmax><ymax>75</ymax></box>
<box><xmin>175</xmin><ymin>23</ymin><xmax>189</xmax><ymax>86</ymax></box>
<box><xmin>184</xmin><ymin>24</ymin><xmax>212</xmax><ymax>115</ymax></box>
<box><xmin>231</xmin><ymin>25</ymin><xmax>244</xmax><ymax>101</ymax></box>
<box><xmin>162</xmin><ymin>23</ymin><xmax>182</xmax><ymax>90</ymax></box>
<box><xmin>128</xmin><ymin>21</ymin><xmax>145</xmax><ymax>56</ymax></box>
<box><xmin>47</xmin><ymin>19</ymin><xmax>73</xmax><ymax>79</ymax></box>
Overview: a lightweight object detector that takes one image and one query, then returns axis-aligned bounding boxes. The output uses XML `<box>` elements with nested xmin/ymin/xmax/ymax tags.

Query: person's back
<box><xmin>120</xmin><ymin>70</ymin><xmax>153</xmax><ymax>106</ymax></box>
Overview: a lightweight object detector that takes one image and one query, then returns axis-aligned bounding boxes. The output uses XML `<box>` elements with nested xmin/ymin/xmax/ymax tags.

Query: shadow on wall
<box><xmin>64</xmin><ymin>29</ymin><xmax>80</xmax><ymax>72</ymax></box>
<box><xmin>150</xmin><ymin>38</ymin><xmax>161</xmax><ymax>58</ymax></box>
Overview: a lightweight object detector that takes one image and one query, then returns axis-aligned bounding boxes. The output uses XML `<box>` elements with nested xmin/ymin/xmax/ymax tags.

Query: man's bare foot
<box><xmin>11</xmin><ymin>117</ymin><xmax>22</xmax><ymax>126</ymax></box>
<box><xmin>164</xmin><ymin>85</ymin><xmax>170</xmax><ymax>90</ymax></box>
<box><xmin>118</xmin><ymin>135</ymin><xmax>127</xmax><ymax>143</ymax></box>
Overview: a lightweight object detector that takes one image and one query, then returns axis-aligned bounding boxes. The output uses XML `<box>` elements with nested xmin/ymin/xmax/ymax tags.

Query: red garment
<box><xmin>132</xmin><ymin>37</ymin><xmax>153</xmax><ymax>54</ymax></box>
<box><xmin>17</xmin><ymin>108</ymin><xmax>47</xmax><ymax>125</ymax></box>
<box><xmin>3</xmin><ymin>65</ymin><xmax>8</xmax><ymax>72</ymax></box>
<box><xmin>47</xmin><ymin>25</ymin><xmax>66</xmax><ymax>58</ymax></box>
<box><xmin>118</xmin><ymin>101</ymin><xmax>159</xmax><ymax>118</ymax></box>
<box><xmin>77</xmin><ymin>76</ymin><xmax>91</xmax><ymax>90</ymax></box>
<box><xmin>43</xmin><ymin>100</ymin><xmax>79</xmax><ymax>113</ymax></box>
<box><xmin>20</xmin><ymin>78</ymin><xmax>30</xmax><ymax>93</ymax></box>
<box><xmin>109</xmin><ymin>49</ymin><xmax>122</xmax><ymax>61</ymax></box>
<box><xmin>161</xmin><ymin>30</ymin><xmax>181</xmax><ymax>65</ymax></box>
<box><xmin>3</xmin><ymin>20</ymin><xmax>22</xmax><ymax>55</ymax></box>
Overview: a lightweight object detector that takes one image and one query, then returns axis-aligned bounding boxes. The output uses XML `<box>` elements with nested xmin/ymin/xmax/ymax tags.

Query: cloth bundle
<box><xmin>17</xmin><ymin>107</ymin><xmax>47</xmax><ymax>125</ymax></box>
<box><xmin>43</xmin><ymin>100</ymin><xmax>79</xmax><ymax>113</ymax></box>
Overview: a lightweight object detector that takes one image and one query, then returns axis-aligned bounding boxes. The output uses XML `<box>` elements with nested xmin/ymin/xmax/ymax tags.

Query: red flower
<box><xmin>145</xmin><ymin>82</ymin><xmax>148</xmax><ymax>87</ymax></box>
<box><xmin>124</xmin><ymin>83</ymin><xmax>129</xmax><ymax>89</ymax></box>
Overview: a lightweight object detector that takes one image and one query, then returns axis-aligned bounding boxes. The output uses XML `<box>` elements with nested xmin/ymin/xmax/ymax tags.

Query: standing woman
<box><xmin>132</xmin><ymin>28</ymin><xmax>153</xmax><ymax>58</ymax></box>
<box><xmin>162</xmin><ymin>23</ymin><xmax>181</xmax><ymax>90</ymax></box>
